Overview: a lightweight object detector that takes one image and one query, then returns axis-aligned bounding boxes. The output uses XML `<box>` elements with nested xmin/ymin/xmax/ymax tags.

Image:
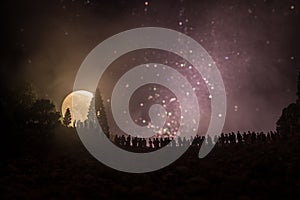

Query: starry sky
<box><xmin>1</xmin><ymin>0</ymin><xmax>299</xmax><ymax>133</ymax></box>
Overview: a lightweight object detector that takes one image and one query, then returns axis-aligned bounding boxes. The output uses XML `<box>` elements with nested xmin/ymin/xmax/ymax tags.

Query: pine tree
<box><xmin>87</xmin><ymin>96</ymin><xmax>97</xmax><ymax>124</ymax></box>
<box><xmin>63</xmin><ymin>108</ymin><xmax>72</xmax><ymax>127</ymax></box>
<box><xmin>95</xmin><ymin>88</ymin><xmax>110</xmax><ymax>137</ymax></box>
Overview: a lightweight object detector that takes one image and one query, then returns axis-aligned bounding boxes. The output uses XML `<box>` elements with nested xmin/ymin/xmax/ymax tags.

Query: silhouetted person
<box><xmin>213</xmin><ymin>135</ymin><xmax>218</xmax><ymax>146</ymax></box>
<box><xmin>261</xmin><ymin>132</ymin><xmax>267</xmax><ymax>143</ymax></box>
<box><xmin>192</xmin><ymin>136</ymin><xmax>196</xmax><ymax>146</ymax></box>
<box><xmin>76</xmin><ymin>120</ymin><xmax>83</xmax><ymax>128</ymax></box>
<box><xmin>178</xmin><ymin>136</ymin><xmax>183</xmax><ymax>147</ymax></box>
<box><xmin>237</xmin><ymin>131</ymin><xmax>243</xmax><ymax>144</ymax></box>
<box><xmin>154</xmin><ymin>138</ymin><xmax>159</xmax><ymax>149</ymax></box>
<box><xmin>120</xmin><ymin>135</ymin><xmax>126</xmax><ymax>146</ymax></box>
<box><xmin>200</xmin><ymin>136</ymin><xmax>205</xmax><ymax>146</ymax></box>
<box><xmin>224</xmin><ymin>134</ymin><xmax>229</xmax><ymax>144</ymax></box>
<box><xmin>229</xmin><ymin>132</ymin><xmax>236</xmax><ymax>144</ymax></box>
<box><xmin>194</xmin><ymin>135</ymin><xmax>200</xmax><ymax>146</ymax></box>
<box><xmin>84</xmin><ymin>120</ymin><xmax>89</xmax><ymax>128</ymax></box>
<box><xmin>220</xmin><ymin>133</ymin><xmax>225</xmax><ymax>146</ymax></box>
<box><xmin>126</xmin><ymin>135</ymin><xmax>131</xmax><ymax>147</ymax></box>
<box><xmin>132</xmin><ymin>137</ymin><xmax>137</xmax><ymax>148</ymax></box>
<box><xmin>160</xmin><ymin>137</ymin><xmax>164</xmax><ymax>148</ymax></box>
<box><xmin>171</xmin><ymin>138</ymin><xmax>176</xmax><ymax>147</ymax></box>
<box><xmin>148</xmin><ymin>138</ymin><xmax>153</xmax><ymax>149</ymax></box>
<box><xmin>183</xmin><ymin>137</ymin><xmax>188</xmax><ymax>147</ymax></box>
<box><xmin>73</xmin><ymin>120</ymin><xmax>76</xmax><ymax>128</ymax></box>
<box><xmin>206</xmin><ymin>135</ymin><xmax>213</xmax><ymax>147</ymax></box>
<box><xmin>251</xmin><ymin>132</ymin><xmax>256</xmax><ymax>144</ymax></box>
<box><xmin>142</xmin><ymin>138</ymin><xmax>147</xmax><ymax>148</ymax></box>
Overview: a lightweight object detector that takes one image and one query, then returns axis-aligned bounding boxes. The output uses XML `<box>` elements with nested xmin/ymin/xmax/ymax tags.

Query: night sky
<box><xmin>1</xmin><ymin>0</ymin><xmax>300</xmax><ymax>133</ymax></box>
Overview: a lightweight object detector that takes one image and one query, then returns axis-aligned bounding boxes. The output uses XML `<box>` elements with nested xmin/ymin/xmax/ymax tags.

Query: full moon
<box><xmin>61</xmin><ymin>90</ymin><xmax>93</xmax><ymax>126</ymax></box>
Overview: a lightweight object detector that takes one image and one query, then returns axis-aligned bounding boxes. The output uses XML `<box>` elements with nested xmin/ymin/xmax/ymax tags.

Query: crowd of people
<box><xmin>112</xmin><ymin>130</ymin><xmax>289</xmax><ymax>149</ymax></box>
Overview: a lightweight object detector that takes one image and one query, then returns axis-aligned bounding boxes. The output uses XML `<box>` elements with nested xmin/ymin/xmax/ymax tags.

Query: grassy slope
<box><xmin>1</xmin><ymin>127</ymin><xmax>300</xmax><ymax>199</ymax></box>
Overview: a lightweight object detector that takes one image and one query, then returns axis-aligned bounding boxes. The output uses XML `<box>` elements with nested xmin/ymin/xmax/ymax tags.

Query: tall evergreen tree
<box><xmin>87</xmin><ymin>96</ymin><xmax>97</xmax><ymax>124</ymax></box>
<box><xmin>63</xmin><ymin>108</ymin><xmax>72</xmax><ymax>127</ymax></box>
<box><xmin>95</xmin><ymin>88</ymin><xmax>110</xmax><ymax>137</ymax></box>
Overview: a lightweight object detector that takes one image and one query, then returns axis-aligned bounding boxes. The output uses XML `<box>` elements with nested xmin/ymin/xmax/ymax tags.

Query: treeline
<box><xmin>0</xmin><ymin>82</ymin><xmax>60</xmax><ymax>160</ymax></box>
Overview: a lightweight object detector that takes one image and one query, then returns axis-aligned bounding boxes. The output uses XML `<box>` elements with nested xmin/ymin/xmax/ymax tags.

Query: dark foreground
<box><xmin>1</xmin><ymin>129</ymin><xmax>300</xmax><ymax>199</ymax></box>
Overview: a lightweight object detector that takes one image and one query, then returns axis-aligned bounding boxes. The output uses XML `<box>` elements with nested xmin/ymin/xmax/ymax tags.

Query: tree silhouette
<box><xmin>63</xmin><ymin>108</ymin><xmax>72</xmax><ymax>127</ymax></box>
<box><xmin>95</xmin><ymin>88</ymin><xmax>110</xmax><ymax>137</ymax></box>
<box><xmin>277</xmin><ymin>71</ymin><xmax>300</xmax><ymax>135</ymax></box>
<box><xmin>12</xmin><ymin>83</ymin><xmax>38</xmax><ymax>130</ymax></box>
<box><xmin>1</xmin><ymin>83</ymin><xmax>61</xmax><ymax>158</ymax></box>
<box><xmin>87</xmin><ymin>96</ymin><xmax>97</xmax><ymax>124</ymax></box>
<box><xmin>14</xmin><ymin>82</ymin><xmax>37</xmax><ymax>110</ymax></box>
<box><xmin>29</xmin><ymin>99</ymin><xmax>60</xmax><ymax>133</ymax></box>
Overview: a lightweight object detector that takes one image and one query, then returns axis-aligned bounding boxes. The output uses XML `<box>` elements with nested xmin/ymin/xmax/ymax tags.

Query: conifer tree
<box><xmin>87</xmin><ymin>96</ymin><xmax>97</xmax><ymax>124</ymax></box>
<box><xmin>95</xmin><ymin>88</ymin><xmax>110</xmax><ymax>137</ymax></box>
<box><xmin>63</xmin><ymin>108</ymin><xmax>72</xmax><ymax>127</ymax></box>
